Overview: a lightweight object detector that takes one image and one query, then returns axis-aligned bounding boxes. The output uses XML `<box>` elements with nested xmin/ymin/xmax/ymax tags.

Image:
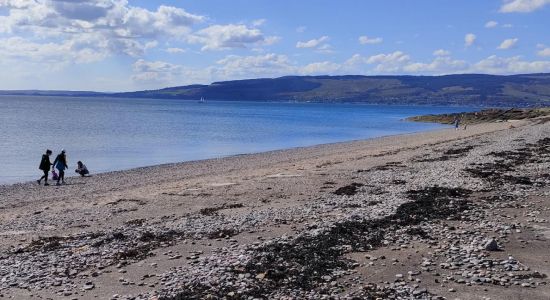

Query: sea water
<box><xmin>0</xmin><ymin>95</ymin><xmax>476</xmax><ymax>184</ymax></box>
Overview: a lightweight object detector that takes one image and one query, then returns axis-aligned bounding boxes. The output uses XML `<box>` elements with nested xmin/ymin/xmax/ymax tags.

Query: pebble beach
<box><xmin>1</xmin><ymin>118</ymin><xmax>549</xmax><ymax>299</ymax></box>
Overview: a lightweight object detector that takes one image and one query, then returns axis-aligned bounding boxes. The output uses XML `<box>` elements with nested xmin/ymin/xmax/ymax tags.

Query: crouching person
<box><xmin>75</xmin><ymin>161</ymin><xmax>89</xmax><ymax>177</ymax></box>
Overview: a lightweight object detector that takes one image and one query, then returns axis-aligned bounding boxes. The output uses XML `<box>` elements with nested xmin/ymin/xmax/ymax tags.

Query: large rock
<box><xmin>483</xmin><ymin>239</ymin><xmax>500</xmax><ymax>251</ymax></box>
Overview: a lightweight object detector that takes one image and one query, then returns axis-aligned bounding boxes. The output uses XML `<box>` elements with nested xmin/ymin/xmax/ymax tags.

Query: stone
<box><xmin>83</xmin><ymin>282</ymin><xmax>95</xmax><ymax>290</ymax></box>
<box><xmin>484</xmin><ymin>239</ymin><xmax>499</xmax><ymax>251</ymax></box>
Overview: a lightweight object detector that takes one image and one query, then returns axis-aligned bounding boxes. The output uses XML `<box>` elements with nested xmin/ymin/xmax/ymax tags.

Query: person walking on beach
<box><xmin>454</xmin><ymin>116</ymin><xmax>460</xmax><ymax>130</ymax></box>
<box><xmin>37</xmin><ymin>149</ymin><xmax>53</xmax><ymax>186</ymax></box>
<box><xmin>52</xmin><ymin>149</ymin><xmax>68</xmax><ymax>185</ymax></box>
<box><xmin>75</xmin><ymin>161</ymin><xmax>89</xmax><ymax>177</ymax></box>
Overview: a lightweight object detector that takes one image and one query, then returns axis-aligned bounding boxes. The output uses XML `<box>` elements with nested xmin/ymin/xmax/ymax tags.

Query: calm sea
<box><xmin>0</xmin><ymin>95</ymin><xmax>476</xmax><ymax>184</ymax></box>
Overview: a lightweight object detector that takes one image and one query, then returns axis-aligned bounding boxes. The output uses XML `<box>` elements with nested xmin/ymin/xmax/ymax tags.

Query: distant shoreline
<box><xmin>2</xmin><ymin>73</ymin><xmax>550</xmax><ymax>107</ymax></box>
<box><xmin>0</xmin><ymin>98</ymin><xmax>473</xmax><ymax>186</ymax></box>
<box><xmin>0</xmin><ymin>124</ymin><xmax>453</xmax><ymax>187</ymax></box>
<box><xmin>0</xmin><ymin>93</ymin><xmax>488</xmax><ymax>108</ymax></box>
<box><xmin>407</xmin><ymin>107</ymin><xmax>550</xmax><ymax>124</ymax></box>
<box><xmin>9</xmin><ymin>106</ymin><xmax>545</xmax><ymax>187</ymax></box>
<box><xmin>3</xmin><ymin>108</ymin><xmax>537</xmax><ymax>187</ymax></box>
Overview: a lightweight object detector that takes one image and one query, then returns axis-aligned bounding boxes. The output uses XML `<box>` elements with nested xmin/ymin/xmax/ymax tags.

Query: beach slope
<box><xmin>0</xmin><ymin>118</ymin><xmax>549</xmax><ymax>299</ymax></box>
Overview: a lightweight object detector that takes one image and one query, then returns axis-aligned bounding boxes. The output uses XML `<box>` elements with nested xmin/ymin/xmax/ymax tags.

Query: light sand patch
<box><xmin>532</xmin><ymin>224</ymin><xmax>550</xmax><ymax>239</ymax></box>
<box><xmin>0</xmin><ymin>230</ymin><xmax>31</xmax><ymax>236</ymax></box>
<box><xmin>209</xmin><ymin>182</ymin><xmax>237</xmax><ymax>187</ymax></box>
<box><xmin>265</xmin><ymin>173</ymin><xmax>303</xmax><ymax>178</ymax></box>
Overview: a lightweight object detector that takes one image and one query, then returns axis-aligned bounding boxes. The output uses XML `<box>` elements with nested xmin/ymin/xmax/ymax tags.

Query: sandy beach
<box><xmin>1</xmin><ymin>118</ymin><xmax>549</xmax><ymax>299</ymax></box>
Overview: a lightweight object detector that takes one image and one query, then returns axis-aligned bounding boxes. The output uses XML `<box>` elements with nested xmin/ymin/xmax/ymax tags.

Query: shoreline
<box><xmin>1</xmin><ymin>118</ymin><xmax>549</xmax><ymax>299</ymax></box>
<box><xmin>0</xmin><ymin>96</ymin><xmax>480</xmax><ymax>186</ymax></box>
<box><xmin>1</xmin><ymin>122</ymin><xmax>478</xmax><ymax>188</ymax></box>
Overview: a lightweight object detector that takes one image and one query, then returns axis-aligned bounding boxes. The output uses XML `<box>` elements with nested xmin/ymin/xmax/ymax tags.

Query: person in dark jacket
<box><xmin>52</xmin><ymin>149</ymin><xmax>68</xmax><ymax>186</ymax></box>
<box><xmin>37</xmin><ymin>149</ymin><xmax>53</xmax><ymax>186</ymax></box>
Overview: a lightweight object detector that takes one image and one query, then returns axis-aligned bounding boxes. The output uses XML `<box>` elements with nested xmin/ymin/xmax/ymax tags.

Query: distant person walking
<box><xmin>52</xmin><ymin>149</ymin><xmax>68</xmax><ymax>186</ymax></box>
<box><xmin>37</xmin><ymin>149</ymin><xmax>53</xmax><ymax>186</ymax></box>
<box><xmin>454</xmin><ymin>116</ymin><xmax>460</xmax><ymax>130</ymax></box>
<box><xmin>75</xmin><ymin>161</ymin><xmax>89</xmax><ymax>177</ymax></box>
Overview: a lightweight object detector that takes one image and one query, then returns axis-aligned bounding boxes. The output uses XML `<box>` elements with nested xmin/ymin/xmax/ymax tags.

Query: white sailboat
<box><xmin>198</xmin><ymin>97</ymin><xmax>206</xmax><ymax>103</ymax></box>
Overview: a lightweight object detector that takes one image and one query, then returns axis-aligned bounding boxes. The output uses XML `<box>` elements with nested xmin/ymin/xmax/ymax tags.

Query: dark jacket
<box><xmin>39</xmin><ymin>154</ymin><xmax>51</xmax><ymax>171</ymax></box>
<box><xmin>53</xmin><ymin>153</ymin><xmax>68</xmax><ymax>171</ymax></box>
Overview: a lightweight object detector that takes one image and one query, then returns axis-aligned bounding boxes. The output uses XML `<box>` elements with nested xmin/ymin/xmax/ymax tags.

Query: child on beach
<box><xmin>37</xmin><ymin>149</ymin><xmax>53</xmax><ymax>186</ymax></box>
<box><xmin>52</xmin><ymin>149</ymin><xmax>68</xmax><ymax>186</ymax></box>
<box><xmin>75</xmin><ymin>161</ymin><xmax>89</xmax><ymax>177</ymax></box>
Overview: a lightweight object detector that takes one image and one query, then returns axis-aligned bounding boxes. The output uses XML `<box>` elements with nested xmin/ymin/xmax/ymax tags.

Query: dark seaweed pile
<box><xmin>200</xmin><ymin>203</ymin><xmax>244</xmax><ymax>216</ymax></box>
<box><xmin>416</xmin><ymin>145</ymin><xmax>475</xmax><ymax>162</ymax></box>
<box><xmin>333</xmin><ymin>183</ymin><xmax>364</xmax><ymax>196</ymax></box>
<box><xmin>466</xmin><ymin>138</ymin><xmax>550</xmax><ymax>186</ymax></box>
<box><xmin>161</xmin><ymin>186</ymin><xmax>472</xmax><ymax>299</ymax></box>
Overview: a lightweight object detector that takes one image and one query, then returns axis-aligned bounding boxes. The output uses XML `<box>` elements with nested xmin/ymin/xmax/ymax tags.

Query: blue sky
<box><xmin>0</xmin><ymin>0</ymin><xmax>549</xmax><ymax>91</ymax></box>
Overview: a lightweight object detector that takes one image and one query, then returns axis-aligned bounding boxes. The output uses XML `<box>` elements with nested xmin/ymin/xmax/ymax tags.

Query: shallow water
<box><xmin>0</xmin><ymin>96</ymin><xmax>475</xmax><ymax>184</ymax></box>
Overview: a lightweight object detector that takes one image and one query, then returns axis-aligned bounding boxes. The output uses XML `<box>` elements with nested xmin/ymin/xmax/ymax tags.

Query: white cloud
<box><xmin>344</xmin><ymin>54</ymin><xmax>367</xmax><ymax>66</ymax></box>
<box><xmin>0</xmin><ymin>36</ymin><xmax>108</xmax><ymax>64</ymax></box>
<box><xmin>0</xmin><ymin>1</ymin><xmax>289</xmax><ymax>88</ymax></box>
<box><xmin>404</xmin><ymin>56</ymin><xmax>467</xmax><ymax>73</ymax></box>
<box><xmin>316</xmin><ymin>43</ymin><xmax>334</xmax><ymax>54</ymax></box>
<box><xmin>538</xmin><ymin>47</ymin><xmax>550</xmax><ymax>57</ymax></box>
<box><xmin>131</xmin><ymin>54</ymin><xmax>297</xmax><ymax>87</ymax></box>
<box><xmin>485</xmin><ymin>20</ymin><xmax>499</xmax><ymax>28</ymax></box>
<box><xmin>499</xmin><ymin>0</ymin><xmax>550</xmax><ymax>13</ymax></box>
<box><xmin>502</xmin><ymin>23</ymin><xmax>514</xmax><ymax>28</ymax></box>
<box><xmin>358</xmin><ymin>36</ymin><xmax>383</xmax><ymax>45</ymax></box>
<box><xmin>193</xmin><ymin>24</ymin><xmax>265</xmax><ymax>51</ymax></box>
<box><xmin>118</xmin><ymin>5</ymin><xmax>204</xmax><ymax>38</ymax></box>
<box><xmin>252</xmin><ymin>19</ymin><xmax>266</xmax><ymax>27</ymax></box>
<box><xmin>465</xmin><ymin>33</ymin><xmax>476</xmax><ymax>47</ymax></box>
<box><xmin>133</xmin><ymin>58</ymin><xmax>181</xmax><ymax>74</ymax></box>
<box><xmin>296</xmin><ymin>36</ymin><xmax>329</xmax><ymax>48</ymax></box>
<box><xmin>0</xmin><ymin>1</ymin><xmax>205</xmax><ymax>63</ymax></box>
<box><xmin>433</xmin><ymin>49</ymin><xmax>451</xmax><ymax>56</ymax></box>
<box><xmin>300</xmin><ymin>61</ymin><xmax>341</xmax><ymax>75</ymax></box>
<box><xmin>472</xmin><ymin>55</ymin><xmax>550</xmax><ymax>73</ymax></box>
<box><xmin>145</xmin><ymin>41</ymin><xmax>158</xmax><ymax>50</ymax></box>
<box><xmin>166</xmin><ymin>47</ymin><xmax>186</xmax><ymax>54</ymax></box>
<box><xmin>0</xmin><ymin>0</ymin><xmax>43</xmax><ymax>9</ymax></box>
<box><xmin>132</xmin><ymin>58</ymin><xmax>191</xmax><ymax>87</ymax></box>
<box><xmin>131</xmin><ymin>54</ymin><xmax>356</xmax><ymax>87</ymax></box>
<box><xmin>497</xmin><ymin>38</ymin><xmax>519</xmax><ymax>49</ymax></box>
<box><xmin>262</xmin><ymin>36</ymin><xmax>281</xmax><ymax>46</ymax></box>
<box><xmin>215</xmin><ymin>53</ymin><xmax>295</xmax><ymax>78</ymax></box>
<box><xmin>366</xmin><ymin>51</ymin><xmax>410</xmax><ymax>64</ymax></box>
<box><xmin>342</xmin><ymin>51</ymin><xmax>467</xmax><ymax>75</ymax></box>
<box><xmin>131</xmin><ymin>58</ymin><xmax>217</xmax><ymax>88</ymax></box>
<box><xmin>366</xmin><ymin>51</ymin><xmax>411</xmax><ymax>73</ymax></box>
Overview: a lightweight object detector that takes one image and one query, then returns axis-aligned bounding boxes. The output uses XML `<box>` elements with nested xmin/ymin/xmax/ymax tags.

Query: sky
<box><xmin>0</xmin><ymin>0</ymin><xmax>549</xmax><ymax>91</ymax></box>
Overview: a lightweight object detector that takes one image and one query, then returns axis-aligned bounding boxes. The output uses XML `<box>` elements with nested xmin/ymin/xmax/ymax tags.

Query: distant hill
<box><xmin>2</xmin><ymin>73</ymin><xmax>550</xmax><ymax>107</ymax></box>
<box><xmin>113</xmin><ymin>74</ymin><xmax>550</xmax><ymax>107</ymax></box>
